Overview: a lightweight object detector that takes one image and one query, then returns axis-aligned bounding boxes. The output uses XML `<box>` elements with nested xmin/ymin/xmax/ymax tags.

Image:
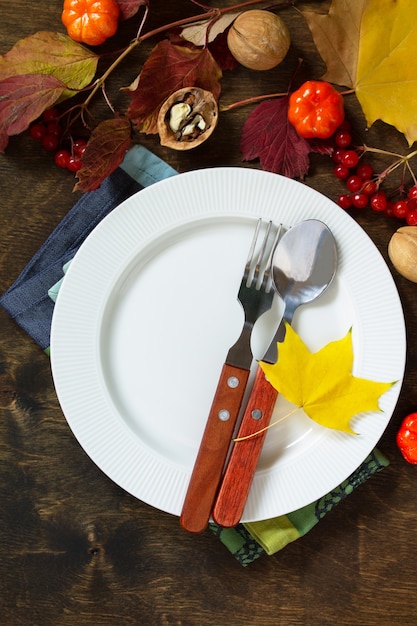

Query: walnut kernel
<box><xmin>157</xmin><ymin>87</ymin><xmax>218</xmax><ymax>151</ymax></box>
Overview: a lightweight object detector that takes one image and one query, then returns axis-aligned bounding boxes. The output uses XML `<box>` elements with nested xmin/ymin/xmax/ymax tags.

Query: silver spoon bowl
<box><xmin>263</xmin><ymin>219</ymin><xmax>338</xmax><ymax>364</ymax></box>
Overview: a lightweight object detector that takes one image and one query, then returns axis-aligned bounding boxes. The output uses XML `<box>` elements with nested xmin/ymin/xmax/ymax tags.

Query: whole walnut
<box><xmin>388</xmin><ymin>226</ymin><xmax>417</xmax><ymax>282</ymax></box>
<box><xmin>227</xmin><ymin>10</ymin><xmax>290</xmax><ymax>71</ymax></box>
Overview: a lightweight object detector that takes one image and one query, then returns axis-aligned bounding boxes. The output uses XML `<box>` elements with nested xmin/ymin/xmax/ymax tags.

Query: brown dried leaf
<box><xmin>74</xmin><ymin>117</ymin><xmax>132</xmax><ymax>192</ymax></box>
<box><xmin>0</xmin><ymin>74</ymin><xmax>66</xmax><ymax>152</ymax></box>
<box><xmin>180</xmin><ymin>13</ymin><xmax>240</xmax><ymax>47</ymax></box>
<box><xmin>301</xmin><ymin>0</ymin><xmax>366</xmax><ymax>87</ymax></box>
<box><xmin>126</xmin><ymin>40</ymin><xmax>222</xmax><ymax>134</ymax></box>
<box><xmin>240</xmin><ymin>97</ymin><xmax>311</xmax><ymax>179</ymax></box>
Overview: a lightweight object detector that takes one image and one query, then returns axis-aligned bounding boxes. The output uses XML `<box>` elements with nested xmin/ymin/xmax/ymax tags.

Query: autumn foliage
<box><xmin>1</xmin><ymin>0</ymin><xmax>417</xmax><ymax>191</ymax></box>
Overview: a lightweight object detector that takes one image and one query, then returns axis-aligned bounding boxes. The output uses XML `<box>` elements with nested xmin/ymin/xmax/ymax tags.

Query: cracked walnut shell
<box><xmin>157</xmin><ymin>87</ymin><xmax>218</xmax><ymax>151</ymax></box>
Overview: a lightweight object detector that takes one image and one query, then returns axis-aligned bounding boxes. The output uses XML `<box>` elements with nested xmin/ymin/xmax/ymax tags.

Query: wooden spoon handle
<box><xmin>212</xmin><ymin>366</ymin><xmax>278</xmax><ymax>528</ymax></box>
<box><xmin>180</xmin><ymin>363</ymin><xmax>250</xmax><ymax>534</ymax></box>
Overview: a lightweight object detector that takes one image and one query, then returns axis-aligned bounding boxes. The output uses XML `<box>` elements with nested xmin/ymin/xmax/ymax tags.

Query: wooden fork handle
<box><xmin>180</xmin><ymin>363</ymin><xmax>250</xmax><ymax>534</ymax></box>
<box><xmin>212</xmin><ymin>366</ymin><xmax>278</xmax><ymax>528</ymax></box>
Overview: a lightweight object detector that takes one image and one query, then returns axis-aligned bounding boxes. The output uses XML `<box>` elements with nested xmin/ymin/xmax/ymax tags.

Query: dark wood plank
<box><xmin>1</xmin><ymin>2</ymin><xmax>417</xmax><ymax>625</ymax></box>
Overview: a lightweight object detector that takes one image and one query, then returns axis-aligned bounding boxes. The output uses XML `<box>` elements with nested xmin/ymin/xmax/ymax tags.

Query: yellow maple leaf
<box><xmin>259</xmin><ymin>324</ymin><xmax>394</xmax><ymax>434</ymax></box>
<box><xmin>302</xmin><ymin>0</ymin><xmax>417</xmax><ymax>145</ymax></box>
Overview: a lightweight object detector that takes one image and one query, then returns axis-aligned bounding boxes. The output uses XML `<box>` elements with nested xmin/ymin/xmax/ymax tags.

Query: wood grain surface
<box><xmin>1</xmin><ymin>2</ymin><xmax>417</xmax><ymax>625</ymax></box>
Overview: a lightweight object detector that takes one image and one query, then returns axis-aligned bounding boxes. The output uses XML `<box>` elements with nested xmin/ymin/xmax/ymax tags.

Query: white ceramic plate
<box><xmin>50</xmin><ymin>168</ymin><xmax>405</xmax><ymax>522</ymax></box>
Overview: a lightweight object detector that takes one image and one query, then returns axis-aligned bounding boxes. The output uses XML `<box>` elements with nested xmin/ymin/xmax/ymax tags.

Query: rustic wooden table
<box><xmin>1</xmin><ymin>2</ymin><xmax>417</xmax><ymax>625</ymax></box>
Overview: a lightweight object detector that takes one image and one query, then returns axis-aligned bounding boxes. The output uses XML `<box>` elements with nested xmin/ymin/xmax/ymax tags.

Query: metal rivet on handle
<box><xmin>251</xmin><ymin>409</ymin><xmax>263</xmax><ymax>420</ymax></box>
<box><xmin>227</xmin><ymin>376</ymin><xmax>239</xmax><ymax>388</ymax></box>
<box><xmin>218</xmin><ymin>410</ymin><xmax>230</xmax><ymax>421</ymax></box>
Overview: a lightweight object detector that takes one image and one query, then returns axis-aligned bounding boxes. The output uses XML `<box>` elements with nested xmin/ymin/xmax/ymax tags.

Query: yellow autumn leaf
<box><xmin>302</xmin><ymin>0</ymin><xmax>417</xmax><ymax>145</ymax></box>
<box><xmin>259</xmin><ymin>324</ymin><xmax>393</xmax><ymax>434</ymax></box>
<box><xmin>356</xmin><ymin>0</ymin><xmax>417</xmax><ymax>146</ymax></box>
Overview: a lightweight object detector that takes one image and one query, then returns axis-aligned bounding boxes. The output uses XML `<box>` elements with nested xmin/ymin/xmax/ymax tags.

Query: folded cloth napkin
<box><xmin>0</xmin><ymin>145</ymin><xmax>389</xmax><ymax>566</ymax></box>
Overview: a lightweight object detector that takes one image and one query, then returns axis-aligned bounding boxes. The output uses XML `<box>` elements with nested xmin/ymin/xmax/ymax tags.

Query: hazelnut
<box><xmin>388</xmin><ymin>226</ymin><xmax>417</xmax><ymax>282</ymax></box>
<box><xmin>157</xmin><ymin>87</ymin><xmax>218</xmax><ymax>151</ymax></box>
<box><xmin>227</xmin><ymin>10</ymin><xmax>290</xmax><ymax>71</ymax></box>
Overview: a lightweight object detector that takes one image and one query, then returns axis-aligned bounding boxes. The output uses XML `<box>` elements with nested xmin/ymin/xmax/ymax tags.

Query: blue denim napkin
<box><xmin>0</xmin><ymin>146</ymin><xmax>177</xmax><ymax>350</ymax></box>
<box><xmin>0</xmin><ymin>145</ymin><xmax>388</xmax><ymax>566</ymax></box>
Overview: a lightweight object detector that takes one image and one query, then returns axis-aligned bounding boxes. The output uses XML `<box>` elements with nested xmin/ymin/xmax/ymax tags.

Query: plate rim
<box><xmin>50</xmin><ymin>167</ymin><xmax>406</xmax><ymax>521</ymax></box>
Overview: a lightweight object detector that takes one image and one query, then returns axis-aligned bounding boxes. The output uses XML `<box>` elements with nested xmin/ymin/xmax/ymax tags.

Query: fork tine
<box><xmin>243</xmin><ymin>218</ymin><xmax>262</xmax><ymax>284</ymax></box>
<box><xmin>245</xmin><ymin>220</ymin><xmax>281</xmax><ymax>290</ymax></box>
<box><xmin>249</xmin><ymin>220</ymin><xmax>272</xmax><ymax>288</ymax></box>
<box><xmin>261</xmin><ymin>223</ymin><xmax>282</xmax><ymax>290</ymax></box>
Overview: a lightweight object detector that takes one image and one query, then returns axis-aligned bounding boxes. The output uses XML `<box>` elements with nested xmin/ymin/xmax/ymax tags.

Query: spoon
<box><xmin>212</xmin><ymin>219</ymin><xmax>338</xmax><ymax>528</ymax></box>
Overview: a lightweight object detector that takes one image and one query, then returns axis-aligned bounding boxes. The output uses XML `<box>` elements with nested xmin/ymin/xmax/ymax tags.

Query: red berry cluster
<box><xmin>332</xmin><ymin>123</ymin><xmax>417</xmax><ymax>226</ymax></box>
<box><xmin>28</xmin><ymin>107</ymin><xmax>87</xmax><ymax>173</ymax></box>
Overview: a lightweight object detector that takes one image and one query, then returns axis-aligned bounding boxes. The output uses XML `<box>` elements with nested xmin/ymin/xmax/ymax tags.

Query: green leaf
<box><xmin>0</xmin><ymin>31</ymin><xmax>99</xmax><ymax>98</ymax></box>
<box><xmin>259</xmin><ymin>324</ymin><xmax>394</xmax><ymax>434</ymax></box>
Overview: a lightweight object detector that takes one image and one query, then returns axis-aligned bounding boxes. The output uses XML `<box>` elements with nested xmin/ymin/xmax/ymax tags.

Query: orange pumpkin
<box><xmin>397</xmin><ymin>412</ymin><xmax>417</xmax><ymax>464</ymax></box>
<box><xmin>62</xmin><ymin>0</ymin><xmax>120</xmax><ymax>46</ymax></box>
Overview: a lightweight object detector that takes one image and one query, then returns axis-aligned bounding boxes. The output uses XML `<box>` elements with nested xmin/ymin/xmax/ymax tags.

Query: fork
<box><xmin>180</xmin><ymin>219</ymin><xmax>281</xmax><ymax>533</ymax></box>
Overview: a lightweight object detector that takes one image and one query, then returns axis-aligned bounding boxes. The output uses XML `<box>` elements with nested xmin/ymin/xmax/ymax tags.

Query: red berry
<box><xmin>356</xmin><ymin>163</ymin><xmax>374</xmax><ymax>180</ymax></box>
<box><xmin>407</xmin><ymin>198</ymin><xmax>417</xmax><ymax>212</ymax></box>
<box><xmin>337</xmin><ymin>119</ymin><xmax>352</xmax><ymax>132</ymax></box>
<box><xmin>384</xmin><ymin>202</ymin><xmax>395</xmax><ymax>219</ymax></box>
<box><xmin>406</xmin><ymin>209</ymin><xmax>417</xmax><ymax>226</ymax></box>
<box><xmin>351</xmin><ymin>192</ymin><xmax>368</xmax><ymax>208</ymax></box>
<box><xmin>334</xmin><ymin>164</ymin><xmax>350</xmax><ymax>179</ymax></box>
<box><xmin>42</xmin><ymin>107</ymin><xmax>59</xmax><ymax>122</ymax></box>
<box><xmin>370</xmin><ymin>191</ymin><xmax>387</xmax><ymax>212</ymax></box>
<box><xmin>392</xmin><ymin>200</ymin><xmax>408</xmax><ymax>219</ymax></box>
<box><xmin>341</xmin><ymin>149</ymin><xmax>359</xmax><ymax>168</ymax></box>
<box><xmin>332</xmin><ymin>148</ymin><xmax>346</xmax><ymax>164</ymax></box>
<box><xmin>408</xmin><ymin>185</ymin><xmax>417</xmax><ymax>200</ymax></box>
<box><xmin>67</xmin><ymin>156</ymin><xmax>82</xmax><ymax>172</ymax></box>
<box><xmin>47</xmin><ymin>121</ymin><xmax>62</xmax><ymax>136</ymax></box>
<box><xmin>42</xmin><ymin>134</ymin><xmax>59</xmax><ymax>151</ymax></box>
<box><xmin>337</xmin><ymin>194</ymin><xmax>352</xmax><ymax>209</ymax></box>
<box><xmin>29</xmin><ymin>122</ymin><xmax>46</xmax><ymax>141</ymax></box>
<box><xmin>361</xmin><ymin>180</ymin><xmax>377</xmax><ymax>195</ymax></box>
<box><xmin>54</xmin><ymin>149</ymin><xmax>71</xmax><ymax>169</ymax></box>
<box><xmin>72</xmin><ymin>138</ymin><xmax>87</xmax><ymax>158</ymax></box>
<box><xmin>334</xmin><ymin>130</ymin><xmax>352</xmax><ymax>148</ymax></box>
<box><xmin>346</xmin><ymin>175</ymin><xmax>362</xmax><ymax>192</ymax></box>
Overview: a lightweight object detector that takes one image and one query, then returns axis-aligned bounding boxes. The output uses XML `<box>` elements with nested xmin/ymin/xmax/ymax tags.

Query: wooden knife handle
<box><xmin>180</xmin><ymin>363</ymin><xmax>250</xmax><ymax>533</ymax></box>
<box><xmin>212</xmin><ymin>366</ymin><xmax>278</xmax><ymax>528</ymax></box>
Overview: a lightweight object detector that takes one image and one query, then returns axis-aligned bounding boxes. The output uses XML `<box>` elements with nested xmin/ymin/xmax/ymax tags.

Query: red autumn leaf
<box><xmin>126</xmin><ymin>40</ymin><xmax>222</xmax><ymax>134</ymax></box>
<box><xmin>116</xmin><ymin>0</ymin><xmax>148</xmax><ymax>21</ymax></box>
<box><xmin>0</xmin><ymin>74</ymin><xmax>66</xmax><ymax>152</ymax></box>
<box><xmin>74</xmin><ymin>117</ymin><xmax>132</xmax><ymax>192</ymax></box>
<box><xmin>169</xmin><ymin>27</ymin><xmax>237</xmax><ymax>71</ymax></box>
<box><xmin>208</xmin><ymin>30</ymin><xmax>238</xmax><ymax>71</ymax></box>
<box><xmin>309</xmin><ymin>137</ymin><xmax>335</xmax><ymax>155</ymax></box>
<box><xmin>240</xmin><ymin>97</ymin><xmax>312</xmax><ymax>179</ymax></box>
